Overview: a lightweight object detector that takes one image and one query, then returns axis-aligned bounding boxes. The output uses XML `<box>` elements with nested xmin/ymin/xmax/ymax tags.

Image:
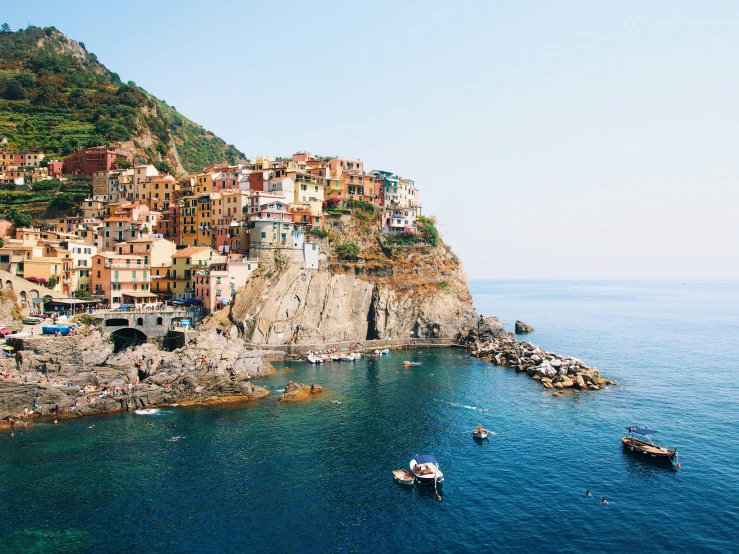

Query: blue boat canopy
<box><xmin>415</xmin><ymin>455</ymin><xmax>438</xmax><ymax>464</ymax></box>
<box><xmin>626</xmin><ymin>427</ymin><xmax>658</xmax><ymax>435</ymax></box>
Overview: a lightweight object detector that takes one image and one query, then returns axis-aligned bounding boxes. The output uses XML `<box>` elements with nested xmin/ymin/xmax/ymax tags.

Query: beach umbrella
<box><xmin>3</xmin><ymin>345</ymin><xmax>14</xmax><ymax>351</ymax></box>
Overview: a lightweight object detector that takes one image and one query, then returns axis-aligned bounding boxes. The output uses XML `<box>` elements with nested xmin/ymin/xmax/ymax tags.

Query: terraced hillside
<box><xmin>0</xmin><ymin>26</ymin><xmax>245</xmax><ymax>175</ymax></box>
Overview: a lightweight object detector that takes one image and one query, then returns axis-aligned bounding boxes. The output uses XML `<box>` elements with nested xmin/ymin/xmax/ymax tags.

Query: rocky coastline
<box><xmin>0</xmin><ymin>330</ymin><xmax>278</xmax><ymax>425</ymax></box>
<box><xmin>472</xmin><ymin>334</ymin><xmax>617</xmax><ymax>393</ymax></box>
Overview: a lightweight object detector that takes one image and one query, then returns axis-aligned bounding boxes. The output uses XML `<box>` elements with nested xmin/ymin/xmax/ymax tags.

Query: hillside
<box><xmin>0</xmin><ymin>26</ymin><xmax>245</xmax><ymax>175</ymax></box>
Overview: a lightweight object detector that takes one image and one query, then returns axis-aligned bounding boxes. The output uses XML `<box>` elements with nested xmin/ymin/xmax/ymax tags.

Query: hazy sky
<box><xmin>6</xmin><ymin>1</ymin><xmax>739</xmax><ymax>278</ymax></box>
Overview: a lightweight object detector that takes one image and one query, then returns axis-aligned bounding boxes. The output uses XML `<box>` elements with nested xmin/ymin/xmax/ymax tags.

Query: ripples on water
<box><xmin>0</xmin><ymin>280</ymin><xmax>737</xmax><ymax>553</ymax></box>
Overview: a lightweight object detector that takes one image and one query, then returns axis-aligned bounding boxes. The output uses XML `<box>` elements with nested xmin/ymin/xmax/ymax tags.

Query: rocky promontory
<box><xmin>472</xmin><ymin>335</ymin><xmax>617</xmax><ymax>392</ymax></box>
<box><xmin>515</xmin><ymin>320</ymin><xmax>534</xmax><ymax>334</ymax></box>
<box><xmin>0</xmin><ymin>330</ymin><xmax>275</xmax><ymax>422</ymax></box>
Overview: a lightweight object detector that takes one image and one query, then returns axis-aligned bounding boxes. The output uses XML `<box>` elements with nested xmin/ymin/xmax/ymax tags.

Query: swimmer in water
<box><xmin>601</xmin><ymin>497</ymin><xmax>608</xmax><ymax>504</ymax></box>
<box><xmin>147</xmin><ymin>422</ymin><xmax>153</xmax><ymax>427</ymax></box>
<box><xmin>586</xmin><ymin>490</ymin><xmax>591</xmax><ymax>497</ymax></box>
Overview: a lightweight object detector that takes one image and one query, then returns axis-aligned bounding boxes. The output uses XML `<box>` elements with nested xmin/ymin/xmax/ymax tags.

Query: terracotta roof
<box><xmin>104</xmin><ymin>217</ymin><xmax>134</xmax><ymax>223</ymax></box>
<box><xmin>172</xmin><ymin>246</ymin><xmax>213</xmax><ymax>258</ymax></box>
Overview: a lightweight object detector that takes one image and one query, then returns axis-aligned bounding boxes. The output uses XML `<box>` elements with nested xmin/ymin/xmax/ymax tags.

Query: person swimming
<box><xmin>586</xmin><ymin>489</ymin><xmax>591</xmax><ymax>497</ymax></box>
<box><xmin>601</xmin><ymin>497</ymin><xmax>608</xmax><ymax>504</ymax></box>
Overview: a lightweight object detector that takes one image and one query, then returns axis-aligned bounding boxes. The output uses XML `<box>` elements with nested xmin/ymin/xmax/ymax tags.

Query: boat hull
<box><xmin>409</xmin><ymin>458</ymin><xmax>444</xmax><ymax>485</ymax></box>
<box><xmin>473</xmin><ymin>431</ymin><xmax>488</xmax><ymax>440</ymax></box>
<box><xmin>621</xmin><ymin>437</ymin><xmax>677</xmax><ymax>463</ymax></box>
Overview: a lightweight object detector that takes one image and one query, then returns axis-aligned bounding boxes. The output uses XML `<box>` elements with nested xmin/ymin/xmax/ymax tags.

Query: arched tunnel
<box><xmin>110</xmin><ymin>327</ymin><xmax>148</xmax><ymax>353</ymax></box>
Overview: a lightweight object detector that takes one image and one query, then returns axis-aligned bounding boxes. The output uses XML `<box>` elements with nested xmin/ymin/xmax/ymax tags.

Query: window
<box><xmin>156</xmin><ymin>317</ymin><xmax>163</xmax><ymax>325</ymax></box>
<box><xmin>137</xmin><ymin>317</ymin><xmax>144</xmax><ymax>326</ymax></box>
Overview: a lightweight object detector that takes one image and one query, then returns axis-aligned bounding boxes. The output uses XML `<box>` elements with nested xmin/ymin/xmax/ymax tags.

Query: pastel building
<box><xmin>191</xmin><ymin>255</ymin><xmax>259</xmax><ymax>313</ymax></box>
<box><xmin>91</xmin><ymin>252</ymin><xmax>154</xmax><ymax>307</ymax></box>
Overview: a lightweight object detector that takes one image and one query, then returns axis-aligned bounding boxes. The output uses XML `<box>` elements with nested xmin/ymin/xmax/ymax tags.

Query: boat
<box><xmin>306</xmin><ymin>354</ymin><xmax>320</xmax><ymax>364</ymax></box>
<box><xmin>135</xmin><ymin>408</ymin><xmax>160</xmax><ymax>415</ymax></box>
<box><xmin>402</xmin><ymin>361</ymin><xmax>421</xmax><ymax>367</ymax></box>
<box><xmin>392</xmin><ymin>469</ymin><xmax>415</xmax><ymax>486</ymax></box>
<box><xmin>340</xmin><ymin>354</ymin><xmax>357</xmax><ymax>362</ymax></box>
<box><xmin>622</xmin><ymin>426</ymin><xmax>679</xmax><ymax>466</ymax></box>
<box><xmin>472</xmin><ymin>427</ymin><xmax>489</xmax><ymax>440</ymax></box>
<box><xmin>382</xmin><ymin>349</ymin><xmax>390</xmax><ymax>354</ymax></box>
<box><xmin>409</xmin><ymin>455</ymin><xmax>444</xmax><ymax>485</ymax></box>
<box><xmin>374</xmin><ymin>350</ymin><xmax>382</xmax><ymax>355</ymax></box>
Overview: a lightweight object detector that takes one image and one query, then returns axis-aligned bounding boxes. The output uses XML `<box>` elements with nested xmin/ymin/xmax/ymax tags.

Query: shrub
<box><xmin>417</xmin><ymin>215</ymin><xmax>439</xmax><ymax>247</ymax></box>
<box><xmin>322</xmin><ymin>197</ymin><xmax>341</xmax><ymax>209</ymax></box>
<box><xmin>31</xmin><ymin>179</ymin><xmax>62</xmax><ymax>192</ymax></box>
<box><xmin>73</xmin><ymin>289</ymin><xmax>92</xmax><ymax>300</ymax></box>
<box><xmin>345</xmin><ymin>199</ymin><xmax>376</xmax><ymax>214</ymax></box>
<box><xmin>335</xmin><ymin>242</ymin><xmax>361</xmax><ymax>260</ymax></box>
<box><xmin>437</xmin><ymin>281</ymin><xmax>449</xmax><ymax>290</ymax></box>
<box><xmin>47</xmin><ymin>276</ymin><xmax>58</xmax><ymax>289</ymax></box>
<box><xmin>309</xmin><ymin>229</ymin><xmax>329</xmax><ymax>238</ymax></box>
<box><xmin>384</xmin><ymin>231</ymin><xmax>422</xmax><ymax>246</ymax></box>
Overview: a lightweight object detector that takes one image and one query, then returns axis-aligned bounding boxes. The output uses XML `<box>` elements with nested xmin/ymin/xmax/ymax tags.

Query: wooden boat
<box><xmin>622</xmin><ymin>426</ymin><xmax>679</xmax><ymax>466</ymax></box>
<box><xmin>472</xmin><ymin>428</ymin><xmax>489</xmax><ymax>440</ymax></box>
<box><xmin>392</xmin><ymin>469</ymin><xmax>415</xmax><ymax>485</ymax></box>
<box><xmin>409</xmin><ymin>455</ymin><xmax>444</xmax><ymax>485</ymax></box>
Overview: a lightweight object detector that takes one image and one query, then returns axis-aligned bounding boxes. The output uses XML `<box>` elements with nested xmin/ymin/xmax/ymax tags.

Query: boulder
<box><xmin>561</xmin><ymin>378</ymin><xmax>574</xmax><ymax>388</ymax></box>
<box><xmin>576</xmin><ymin>375</ymin><xmax>586</xmax><ymax>389</ymax></box>
<box><xmin>279</xmin><ymin>381</ymin><xmax>323</xmax><ymax>402</ymax></box>
<box><xmin>515</xmin><ymin>320</ymin><xmax>534</xmax><ymax>334</ymax></box>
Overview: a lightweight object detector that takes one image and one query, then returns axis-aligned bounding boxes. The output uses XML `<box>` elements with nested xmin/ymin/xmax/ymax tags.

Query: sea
<box><xmin>1</xmin><ymin>280</ymin><xmax>738</xmax><ymax>553</ymax></box>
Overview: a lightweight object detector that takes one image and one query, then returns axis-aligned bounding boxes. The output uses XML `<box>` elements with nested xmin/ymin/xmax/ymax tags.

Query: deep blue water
<box><xmin>1</xmin><ymin>280</ymin><xmax>738</xmax><ymax>553</ymax></box>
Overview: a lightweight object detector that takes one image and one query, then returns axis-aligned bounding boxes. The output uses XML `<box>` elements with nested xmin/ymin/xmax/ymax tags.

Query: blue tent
<box><xmin>415</xmin><ymin>455</ymin><xmax>439</xmax><ymax>464</ymax></box>
<box><xmin>626</xmin><ymin>427</ymin><xmax>658</xmax><ymax>435</ymax></box>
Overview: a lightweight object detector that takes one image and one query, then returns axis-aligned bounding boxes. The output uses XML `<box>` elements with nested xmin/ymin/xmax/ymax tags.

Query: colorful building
<box><xmin>62</xmin><ymin>147</ymin><xmax>133</xmax><ymax>177</ymax></box>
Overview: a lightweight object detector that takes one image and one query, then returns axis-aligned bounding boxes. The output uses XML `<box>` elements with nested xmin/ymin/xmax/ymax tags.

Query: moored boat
<box><xmin>392</xmin><ymin>469</ymin><xmax>415</xmax><ymax>485</ymax></box>
<box><xmin>306</xmin><ymin>354</ymin><xmax>320</xmax><ymax>364</ymax></box>
<box><xmin>409</xmin><ymin>455</ymin><xmax>444</xmax><ymax>485</ymax></box>
<box><xmin>135</xmin><ymin>408</ymin><xmax>159</xmax><ymax>415</ymax></box>
<box><xmin>622</xmin><ymin>426</ymin><xmax>679</xmax><ymax>466</ymax></box>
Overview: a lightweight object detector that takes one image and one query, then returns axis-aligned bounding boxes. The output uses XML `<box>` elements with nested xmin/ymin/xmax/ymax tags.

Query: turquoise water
<box><xmin>1</xmin><ymin>280</ymin><xmax>738</xmax><ymax>552</ymax></box>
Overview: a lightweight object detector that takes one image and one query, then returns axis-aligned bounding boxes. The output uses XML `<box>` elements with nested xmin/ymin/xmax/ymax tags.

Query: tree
<box><xmin>335</xmin><ymin>242</ymin><xmax>361</xmax><ymax>261</ymax></box>
<box><xmin>73</xmin><ymin>289</ymin><xmax>92</xmax><ymax>300</ymax></box>
<box><xmin>7</xmin><ymin>210</ymin><xmax>32</xmax><ymax>229</ymax></box>
<box><xmin>3</xmin><ymin>80</ymin><xmax>26</xmax><ymax>100</ymax></box>
<box><xmin>47</xmin><ymin>276</ymin><xmax>59</xmax><ymax>290</ymax></box>
<box><xmin>45</xmin><ymin>193</ymin><xmax>78</xmax><ymax>217</ymax></box>
<box><xmin>1</xmin><ymin>23</ymin><xmax>10</xmax><ymax>33</ymax></box>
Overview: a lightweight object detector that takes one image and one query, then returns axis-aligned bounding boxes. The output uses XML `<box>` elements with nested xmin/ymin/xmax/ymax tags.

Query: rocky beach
<box><xmin>0</xmin><ymin>330</ymin><xmax>277</xmax><ymax>425</ymax></box>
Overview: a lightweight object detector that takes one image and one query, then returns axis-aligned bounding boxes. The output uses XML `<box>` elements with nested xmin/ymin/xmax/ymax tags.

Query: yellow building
<box><xmin>170</xmin><ymin>246</ymin><xmax>219</xmax><ymax>299</ymax></box>
<box><xmin>195</xmin><ymin>194</ymin><xmax>212</xmax><ymax>248</ymax></box>
<box><xmin>23</xmin><ymin>257</ymin><xmax>67</xmax><ymax>294</ymax></box>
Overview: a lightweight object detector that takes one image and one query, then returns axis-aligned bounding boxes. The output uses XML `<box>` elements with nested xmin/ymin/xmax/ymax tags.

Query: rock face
<box><xmin>471</xmin><ymin>334</ymin><xmax>617</xmax><ymax>393</ymax></box>
<box><xmin>223</xmin><ymin>242</ymin><xmax>481</xmax><ymax>346</ymax></box>
<box><xmin>515</xmin><ymin>320</ymin><xmax>534</xmax><ymax>334</ymax></box>
<box><xmin>0</xmin><ymin>331</ymin><xmax>274</xmax><ymax>421</ymax></box>
<box><xmin>279</xmin><ymin>380</ymin><xmax>323</xmax><ymax>402</ymax></box>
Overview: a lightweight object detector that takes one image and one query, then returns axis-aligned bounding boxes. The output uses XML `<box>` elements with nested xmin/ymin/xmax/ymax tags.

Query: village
<box><xmin>0</xmin><ymin>146</ymin><xmax>423</xmax><ymax>316</ymax></box>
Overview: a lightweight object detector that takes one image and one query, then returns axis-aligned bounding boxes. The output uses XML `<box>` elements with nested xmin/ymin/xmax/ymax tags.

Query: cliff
<box><xmin>205</xmin><ymin>210</ymin><xmax>489</xmax><ymax>345</ymax></box>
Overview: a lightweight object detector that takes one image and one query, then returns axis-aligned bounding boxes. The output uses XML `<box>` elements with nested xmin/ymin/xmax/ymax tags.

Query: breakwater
<box><xmin>471</xmin><ymin>335</ymin><xmax>617</xmax><ymax>392</ymax></box>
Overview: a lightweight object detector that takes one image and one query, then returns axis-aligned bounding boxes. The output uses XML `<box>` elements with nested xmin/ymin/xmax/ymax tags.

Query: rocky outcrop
<box><xmin>222</xmin><ymin>241</ymin><xmax>480</xmax><ymax>346</ymax></box>
<box><xmin>279</xmin><ymin>380</ymin><xmax>323</xmax><ymax>402</ymax></box>
<box><xmin>0</xmin><ymin>331</ymin><xmax>274</xmax><ymax>421</ymax></box>
<box><xmin>515</xmin><ymin>320</ymin><xmax>534</xmax><ymax>334</ymax></box>
<box><xmin>472</xmin><ymin>335</ymin><xmax>617</xmax><ymax>393</ymax></box>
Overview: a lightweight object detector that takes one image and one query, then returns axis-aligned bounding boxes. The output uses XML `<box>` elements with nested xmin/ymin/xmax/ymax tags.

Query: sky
<box><xmin>5</xmin><ymin>1</ymin><xmax>739</xmax><ymax>278</ymax></box>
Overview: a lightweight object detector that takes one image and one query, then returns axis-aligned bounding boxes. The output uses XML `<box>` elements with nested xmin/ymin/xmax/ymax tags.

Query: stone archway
<box><xmin>19</xmin><ymin>290</ymin><xmax>27</xmax><ymax>306</ymax></box>
<box><xmin>110</xmin><ymin>327</ymin><xmax>148</xmax><ymax>353</ymax></box>
<box><xmin>5</xmin><ymin>280</ymin><xmax>12</xmax><ymax>290</ymax></box>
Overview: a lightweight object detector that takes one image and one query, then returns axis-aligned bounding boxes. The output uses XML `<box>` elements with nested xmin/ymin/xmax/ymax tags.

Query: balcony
<box><xmin>105</xmin><ymin>263</ymin><xmax>150</xmax><ymax>269</ymax></box>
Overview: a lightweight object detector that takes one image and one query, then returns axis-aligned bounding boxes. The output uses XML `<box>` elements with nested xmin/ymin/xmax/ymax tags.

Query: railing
<box><xmin>105</xmin><ymin>263</ymin><xmax>150</xmax><ymax>269</ymax></box>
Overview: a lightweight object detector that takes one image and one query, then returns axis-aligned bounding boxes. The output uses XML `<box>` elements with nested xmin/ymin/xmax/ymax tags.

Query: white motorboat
<box><xmin>409</xmin><ymin>455</ymin><xmax>444</xmax><ymax>485</ymax></box>
<box><xmin>340</xmin><ymin>354</ymin><xmax>357</xmax><ymax>362</ymax></box>
<box><xmin>392</xmin><ymin>469</ymin><xmax>415</xmax><ymax>486</ymax></box>
<box><xmin>135</xmin><ymin>408</ymin><xmax>159</xmax><ymax>415</ymax></box>
<box><xmin>382</xmin><ymin>349</ymin><xmax>390</xmax><ymax>354</ymax></box>
<box><xmin>306</xmin><ymin>354</ymin><xmax>320</xmax><ymax>364</ymax></box>
<box><xmin>374</xmin><ymin>349</ymin><xmax>382</xmax><ymax>355</ymax></box>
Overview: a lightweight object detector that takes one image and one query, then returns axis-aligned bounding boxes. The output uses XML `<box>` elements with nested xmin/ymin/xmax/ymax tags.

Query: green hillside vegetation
<box><xmin>0</xmin><ymin>26</ymin><xmax>245</xmax><ymax>174</ymax></box>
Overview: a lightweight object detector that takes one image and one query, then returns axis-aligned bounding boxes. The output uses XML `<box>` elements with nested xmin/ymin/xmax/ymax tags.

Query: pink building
<box><xmin>191</xmin><ymin>255</ymin><xmax>259</xmax><ymax>313</ymax></box>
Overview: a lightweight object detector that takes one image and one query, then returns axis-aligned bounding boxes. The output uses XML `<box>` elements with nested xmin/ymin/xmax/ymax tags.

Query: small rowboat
<box><xmin>472</xmin><ymin>428</ymin><xmax>489</xmax><ymax>440</ymax></box>
<box><xmin>392</xmin><ymin>469</ymin><xmax>415</xmax><ymax>485</ymax></box>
